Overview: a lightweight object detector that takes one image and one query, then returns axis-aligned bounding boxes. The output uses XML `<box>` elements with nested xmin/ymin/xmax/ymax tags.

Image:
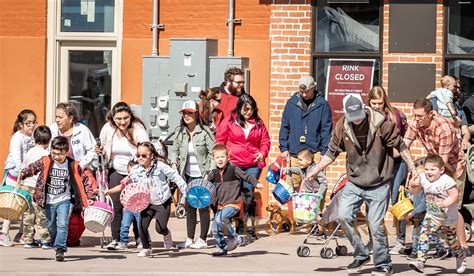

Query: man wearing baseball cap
<box><xmin>279</xmin><ymin>75</ymin><xmax>332</xmax><ymax>190</ymax></box>
<box><xmin>306</xmin><ymin>93</ymin><xmax>417</xmax><ymax>275</ymax></box>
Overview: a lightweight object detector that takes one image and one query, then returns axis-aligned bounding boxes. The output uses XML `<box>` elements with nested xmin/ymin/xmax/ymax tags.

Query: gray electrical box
<box><xmin>209</xmin><ymin>56</ymin><xmax>249</xmax><ymax>88</ymax></box>
<box><xmin>142</xmin><ymin>38</ymin><xmax>249</xmax><ymax>142</ymax></box>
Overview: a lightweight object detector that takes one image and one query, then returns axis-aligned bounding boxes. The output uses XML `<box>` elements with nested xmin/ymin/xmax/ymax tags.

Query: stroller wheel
<box><xmin>297</xmin><ymin>245</ymin><xmax>310</xmax><ymax>257</ymax></box>
<box><xmin>176</xmin><ymin>205</ymin><xmax>186</xmax><ymax>219</ymax></box>
<box><xmin>321</xmin><ymin>247</ymin><xmax>334</xmax><ymax>259</ymax></box>
<box><xmin>336</xmin><ymin>245</ymin><xmax>348</xmax><ymax>256</ymax></box>
<box><xmin>465</xmin><ymin>223</ymin><xmax>472</xmax><ymax>242</ymax></box>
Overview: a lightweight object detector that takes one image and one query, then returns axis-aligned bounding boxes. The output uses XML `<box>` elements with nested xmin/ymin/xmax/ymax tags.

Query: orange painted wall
<box><xmin>0</xmin><ymin>0</ymin><xmax>47</xmax><ymax>174</ymax></box>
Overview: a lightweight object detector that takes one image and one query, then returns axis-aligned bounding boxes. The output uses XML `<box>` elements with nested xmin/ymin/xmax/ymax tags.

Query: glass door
<box><xmin>60</xmin><ymin>46</ymin><xmax>117</xmax><ymax>137</ymax></box>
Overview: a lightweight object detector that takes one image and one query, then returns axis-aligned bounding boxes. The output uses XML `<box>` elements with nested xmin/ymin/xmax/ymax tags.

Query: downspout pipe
<box><xmin>227</xmin><ymin>0</ymin><xmax>234</xmax><ymax>57</ymax></box>
<box><xmin>151</xmin><ymin>0</ymin><xmax>159</xmax><ymax>56</ymax></box>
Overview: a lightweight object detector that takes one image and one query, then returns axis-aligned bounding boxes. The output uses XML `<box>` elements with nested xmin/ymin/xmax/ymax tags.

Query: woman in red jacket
<box><xmin>215</xmin><ymin>94</ymin><xmax>270</xmax><ymax>235</ymax></box>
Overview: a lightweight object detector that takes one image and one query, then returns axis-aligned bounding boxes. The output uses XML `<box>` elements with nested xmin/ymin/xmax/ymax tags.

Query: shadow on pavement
<box><xmin>26</xmin><ymin>254</ymin><xmax>126</xmax><ymax>262</ymax></box>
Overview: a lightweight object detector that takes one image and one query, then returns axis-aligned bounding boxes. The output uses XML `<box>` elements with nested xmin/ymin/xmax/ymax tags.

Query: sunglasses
<box><xmin>232</xmin><ymin>80</ymin><xmax>245</xmax><ymax>85</ymax></box>
<box><xmin>135</xmin><ymin>154</ymin><xmax>151</xmax><ymax>159</ymax></box>
<box><xmin>213</xmin><ymin>98</ymin><xmax>222</xmax><ymax>103</ymax></box>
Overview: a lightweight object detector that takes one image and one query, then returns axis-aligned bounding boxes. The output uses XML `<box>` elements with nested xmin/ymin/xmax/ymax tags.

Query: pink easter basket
<box><xmin>83</xmin><ymin>197</ymin><xmax>114</xmax><ymax>233</ymax></box>
<box><xmin>120</xmin><ymin>182</ymin><xmax>151</xmax><ymax>213</ymax></box>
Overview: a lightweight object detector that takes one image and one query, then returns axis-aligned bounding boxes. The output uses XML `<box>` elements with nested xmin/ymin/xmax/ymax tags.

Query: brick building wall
<box><xmin>267</xmin><ymin>1</ymin><xmax>448</xmax><ymax>224</ymax></box>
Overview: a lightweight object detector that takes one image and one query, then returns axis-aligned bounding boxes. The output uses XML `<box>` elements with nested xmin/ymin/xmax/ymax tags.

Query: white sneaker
<box><xmin>178</xmin><ymin>238</ymin><xmax>193</xmax><ymax>249</ymax></box>
<box><xmin>0</xmin><ymin>234</ymin><xmax>13</xmax><ymax>247</ymax></box>
<box><xmin>163</xmin><ymin>231</ymin><xmax>173</xmax><ymax>249</ymax></box>
<box><xmin>116</xmin><ymin>242</ymin><xmax>128</xmax><ymax>250</ymax></box>
<box><xmin>137</xmin><ymin>248</ymin><xmax>152</xmax><ymax>257</ymax></box>
<box><xmin>456</xmin><ymin>250</ymin><xmax>467</xmax><ymax>274</ymax></box>
<box><xmin>190</xmin><ymin>238</ymin><xmax>208</xmax><ymax>249</ymax></box>
<box><xmin>389</xmin><ymin>241</ymin><xmax>405</xmax><ymax>255</ymax></box>
<box><xmin>106</xmin><ymin>240</ymin><xmax>118</xmax><ymax>250</ymax></box>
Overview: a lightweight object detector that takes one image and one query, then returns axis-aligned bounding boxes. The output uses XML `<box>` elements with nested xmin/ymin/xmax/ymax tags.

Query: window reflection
<box><xmin>68</xmin><ymin>51</ymin><xmax>112</xmax><ymax>137</ymax></box>
<box><xmin>447</xmin><ymin>2</ymin><xmax>474</xmax><ymax>54</ymax></box>
<box><xmin>316</xmin><ymin>1</ymin><xmax>380</xmax><ymax>52</ymax></box>
<box><xmin>61</xmin><ymin>0</ymin><xmax>115</xmax><ymax>33</ymax></box>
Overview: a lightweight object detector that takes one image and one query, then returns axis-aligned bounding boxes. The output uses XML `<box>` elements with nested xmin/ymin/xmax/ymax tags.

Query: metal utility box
<box><xmin>142</xmin><ymin>56</ymin><xmax>171</xmax><ymax>141</ymax></box>
<box><xmin>209</xmin><ymin>56</ymin><xmax>249</xmax><ymax>88</ymax></box>
<box><xmin>142</xmin><ymin>38</ymin><xmax>249</xmax><ymax>142</ymax></box>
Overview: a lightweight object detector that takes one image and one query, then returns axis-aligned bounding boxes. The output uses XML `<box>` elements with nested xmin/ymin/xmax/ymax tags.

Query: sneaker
<box><xmin>55</xmin><ymin>248</ymin><xmax>65</xmax><ymax>262</ymax></box>
<box><xmin>212</xmin><ymin>248</ymin><xmax>228</xmax><ymax>257</ymax></box>
<box><xmin>137</xmin><ymin>243</ymin><xmax>143</xmax><ymax>250</ymax></box>
<box><xmin>0</xmin><ymin>234</ymin><xmax>13</xmax><ymax>247</ymax></box>
<box><xmin>41</xmin><ymin>242</ymin><xmax>53</xmax><ymax>250</ymax></box>
<box><xmin>190</xmin><ymin>238</ymin><xmax>208</xmax><ymax>249</ymax></box>
<box><xmin>24</xmin><ymin>241</ymin><xmax>41</xmax><ymax>249</ymax></box>
<box><xmin>366</xmin><ymin>240</ymin><xmax>373</xmax><ymax>254</ymax></box>
<box><xmin>137</xmin><ymin>248</ymin><xmax>152</xmax><ymax>257</ymax></box>
<box><xmin>456</xmin><ymin>249</ymin><xmax>467</xmax><ymax>274</ymax></box>
<box><xmin>433</xmin><ymin>249</ymin><xmax>450</xmax><ymax>260</ymax></box>
<box><xmin>116</xmin><ymin>242</ymin><xmax>128</xmax><ymax>250</ymax></box>
<box><xmin>408</xmin><ymin>260</ymin><xmax>424</xmax><ymax>273</ymax></box>
<box><xmin>371</xmin><ymin>266</ymin><xmax>393</xmax><ymax>275</ymax></box>
<box><xmin>106</xmin><ymin>240</ymin><xmax>119</xmax><ymax>250</ymax></box>
<box><xmin>399</xmin><ymin>247</ymin><xmax>412</xmax><ymax>256</ymax></box>
<box><xmin>389</xmin><ymin>241</ymin><xmax>405</xmax><ymax>255</ymax></box>
<box><xmin>163</xmin><ymin>231</ymin><xmax>173</xmax><ymax>249</ymax></box>
<box><xmin>13</xmin><ymin>232</ymin><xmax>23</xmax><ymax>243</ymax></box>
<box><xmin>178</xmin><ymin>238</ymin><xmax>194</xmax><ymax>249</ymax></box>
<box><xmin>346</xmin><ymin>257</ymin><xmax>370</xmax><ymax>271</ymax></box>
<box><xmin>225</xmin><ymin>237</ymin><xmax>238</xmax><ymax>252</ymax></box>
<box><xmin>406</xmin><ymin>252</ymin><xmax>418</xmax><ymax>261</ymax></box>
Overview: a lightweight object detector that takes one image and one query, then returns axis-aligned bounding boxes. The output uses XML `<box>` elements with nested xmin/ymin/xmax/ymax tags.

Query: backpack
<box><xmin>467</xmin><ymin>145</ymin><xmax>474</xmax><ymax>184</ymax></box>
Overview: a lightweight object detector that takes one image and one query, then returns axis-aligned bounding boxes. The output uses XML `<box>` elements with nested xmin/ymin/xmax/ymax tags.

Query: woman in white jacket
<box><xmin>50</xmin><ymin>102</ymin><xmax>97</xmax><ymax>170</ymax></box>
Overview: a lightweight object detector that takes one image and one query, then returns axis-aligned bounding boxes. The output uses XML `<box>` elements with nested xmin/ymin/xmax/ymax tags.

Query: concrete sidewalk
<box><xmin>0</xmin><ymin>218</ymin><xmax>472</xmax><ymax>275</ymax></box>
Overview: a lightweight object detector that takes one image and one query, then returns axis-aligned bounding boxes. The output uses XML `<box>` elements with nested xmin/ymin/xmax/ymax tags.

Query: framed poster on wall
<box><xmin>325</xmin><ymin>59</ymin><xmax>375</xmax><ymax>123</ymax></box>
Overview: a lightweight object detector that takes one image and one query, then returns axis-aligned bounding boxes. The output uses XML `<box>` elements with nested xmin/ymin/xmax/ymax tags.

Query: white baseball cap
<box><xmin>180</xmin><ymin>100</ymin><xmax>198</xmax><ymax>113</ymax></box>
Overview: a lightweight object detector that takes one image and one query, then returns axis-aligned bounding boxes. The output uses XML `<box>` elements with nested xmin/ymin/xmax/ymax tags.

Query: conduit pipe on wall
<box><xmin>151</xmin><ymin>0</ymin><xmax>165</xmax><ymax>56</ymax></box>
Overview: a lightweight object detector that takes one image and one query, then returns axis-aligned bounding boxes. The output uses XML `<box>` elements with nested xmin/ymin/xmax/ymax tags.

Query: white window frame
<box><xmin>46</xmin><ymin>0</ymin><xmax>122</xmax><ymax>124</ymax></box>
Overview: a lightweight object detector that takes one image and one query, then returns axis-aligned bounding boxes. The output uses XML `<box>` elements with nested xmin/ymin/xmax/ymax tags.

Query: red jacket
<box><xmin>216</xmin><ymin>114</ymin><xmax>270</xmax><ymax>169</ymax></box>
<box><xmin>21</xmin><ymin>156</ymin><xmax>95</xmax><ymax>209</ymax></box>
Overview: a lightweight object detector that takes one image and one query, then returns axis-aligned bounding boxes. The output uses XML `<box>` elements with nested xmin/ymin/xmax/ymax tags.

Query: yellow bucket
<box><xmin>389</xmin><ymin>186</ymin><xmax>414</xmax><ymax>220</ymax></box>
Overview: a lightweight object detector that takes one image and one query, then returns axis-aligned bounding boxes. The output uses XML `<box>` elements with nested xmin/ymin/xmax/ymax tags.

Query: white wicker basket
<box><xmin>84</xmin><ymin>197</ymin><xmax>114</xmax><ymax>233</ymax></box>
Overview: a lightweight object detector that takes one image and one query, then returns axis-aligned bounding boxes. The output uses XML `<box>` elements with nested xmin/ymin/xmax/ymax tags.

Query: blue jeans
<box><xmin>45</xmin><ymin>200</ymin><xmax>71</xmax><ymax>251</ymax></box>
<box><xmin>390</xmin><ymin>159</ymin><xmax>408</xmax><ymax>243</ymax></box>
<box><xmin>338</xmin><ymin>181</ymin><xmax>391</xmax><ymax>269</ymax></box>
<box><xmin>236</xmin><ymin>166</ymin><xmax>260</xmax><ymax>234</ymax></box>
<box><xmin>212</xmin><ymin>206</ymin><xmax>239</xmax><ymax>250</ymax></box>
<box><xmin>120</xmin><ymin>209</ymin><xmax>141</xmax><ymax>243</ymax></box>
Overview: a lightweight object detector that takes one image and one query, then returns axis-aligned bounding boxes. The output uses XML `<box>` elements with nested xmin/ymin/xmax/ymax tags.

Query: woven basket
<box><xmin>84</xmin><ymin>197</ymin><xmax>114</xmax><ymax>233</ymax></box>
<box><xmin>0</xmin><ymin>185</ymin><xmax>32</xmax><ymax>221</ymax></box>
<box><xmin>120</xmin><ymin>182</ymin><xmax>150</xmax><ymax>213</ymax></box>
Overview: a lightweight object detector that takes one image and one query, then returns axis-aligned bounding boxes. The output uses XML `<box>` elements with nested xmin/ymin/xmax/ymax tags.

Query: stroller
<box><xmin>296</xmin><ymin>174</ymin><xmax>349</xmax><ymax>258</ymax></box>
<box><xmin>95</xmin><ymin>138</ymin><xmax>114</xmax><ymax>248</ymax></box>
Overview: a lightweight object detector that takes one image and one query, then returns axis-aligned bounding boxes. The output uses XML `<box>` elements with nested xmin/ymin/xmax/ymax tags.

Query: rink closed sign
<box><xmin>325</xmin><ymin>59</ymin><xmax>375</xmax><ymax>124</ymax></box>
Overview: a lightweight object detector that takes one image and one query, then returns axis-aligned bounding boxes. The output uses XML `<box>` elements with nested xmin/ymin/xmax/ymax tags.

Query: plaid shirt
<box><xmin>405</xmin><ymin>114</ymin><xmax>466</xmax><ymax>178</ymax></box>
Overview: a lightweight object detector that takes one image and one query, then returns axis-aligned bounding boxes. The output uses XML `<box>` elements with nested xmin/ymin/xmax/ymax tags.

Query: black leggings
<box><xmin>109</xmin><ymin>170</ymin><xmax>125</xmax><ymax>241</ymax></box>
<box><xmin>185</xmin><ymin>204</ymin><xmax>210</xmax><ymax>241</ymax></box>
<box><xmin>139</xmin><ymin>199</ymin><xmax>171</xmax><ymax>249</ymax></box>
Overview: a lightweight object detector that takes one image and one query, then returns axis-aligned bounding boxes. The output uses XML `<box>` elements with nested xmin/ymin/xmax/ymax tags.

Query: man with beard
<box><xmin>217</xmin><ymin>67</ymin><xmax>246</xmax><ymax>117</ymax></box>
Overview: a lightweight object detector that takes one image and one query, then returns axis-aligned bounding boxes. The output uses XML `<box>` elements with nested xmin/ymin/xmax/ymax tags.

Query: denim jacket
<box><xmin>128</xmin><ymin>162</ymin><xmax>187</xmax><ymax>205</ymax></box>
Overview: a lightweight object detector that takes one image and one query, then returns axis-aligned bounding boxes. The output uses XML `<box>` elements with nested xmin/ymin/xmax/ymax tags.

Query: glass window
<box><xmin>447</xmin><ymin>2</ymin><xmax>474</xmax><ymax>54</ymax></box>
<box><xmin>315</xmin><ymin>0</ymin><xmax>380</xmax><ymax>52</ymax></box>
<box><xmin>61</xmin><ymin>0</ymin><xmax>115</xmax><ymax>33</ymax></box>
<box><xmin>68</xmin><ymin>50</ymin><xmax>112</xmax><ymax>137</ymax></box>
<box><xmin>315</xmin><ymin>58</ymin><xmax>380</xmax><ymax>96</ymax></box>
<box><xmin>447</xmin><ymin>59</ymin><xmax>474</xmax><ymax>97</ymax></box>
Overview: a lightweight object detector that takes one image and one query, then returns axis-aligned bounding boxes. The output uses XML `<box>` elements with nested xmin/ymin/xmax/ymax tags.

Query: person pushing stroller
<box><xmin>306</xmin><ymin>94</ymin><xmax>417</xmax><ymax>275</ymax></box>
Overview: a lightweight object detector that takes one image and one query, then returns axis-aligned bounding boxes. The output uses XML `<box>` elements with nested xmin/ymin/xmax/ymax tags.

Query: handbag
<box><xmin>390</xmin><ymin>185</ymin><xmax>414</xmax><ymax>221</ymax></box>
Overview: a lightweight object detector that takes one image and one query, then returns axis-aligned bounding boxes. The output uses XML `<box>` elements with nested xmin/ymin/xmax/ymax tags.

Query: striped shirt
<box><xmin>404</xmin><ymin>114</ymin><xmax>466</xmax><ymax>178</ymax></box>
